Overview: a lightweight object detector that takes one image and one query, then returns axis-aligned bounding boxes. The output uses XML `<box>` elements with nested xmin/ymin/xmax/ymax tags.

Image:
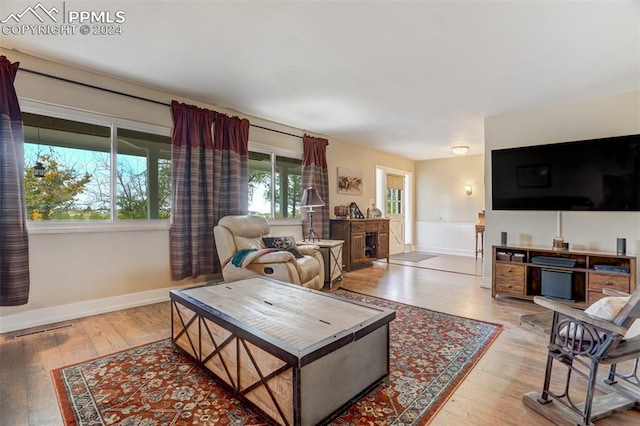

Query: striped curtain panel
<box><xmin>169</xmin><ymin>102</ymin><xmax>250</xmax><ymax>279</ymax></box>
<box><xmin>0</xmin><ymin>56</ymin><xmax>30</xmax><ymax>306</ymax></box>
<box><xmin>169</xmin><ymin>101</ymin><xmax>216</xmax><ymax>280</ymax></box>
<box><xmin>211</xmin><ymin>112</ymin><xmax>249</xmax><ymax>270</ymax></box>
<box><xmin>302</xmin><ymin>134</ymin><xmax>329</xmax><ymax>239</ymax></box>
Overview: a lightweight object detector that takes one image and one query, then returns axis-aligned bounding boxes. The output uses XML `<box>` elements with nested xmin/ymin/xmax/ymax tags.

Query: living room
<box><xmin>1</xmin><ymin>26</ymin><xmax>638</xmax><ymax>332</ymax></box>
<box><xmin>1</xmin><ymin>1</ymin><xmax>639</xmax><ymax>424</ymax></box>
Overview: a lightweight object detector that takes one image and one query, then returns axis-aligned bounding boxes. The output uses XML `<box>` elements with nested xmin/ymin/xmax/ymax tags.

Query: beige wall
<box><xmin>416</xmin><ymin>155</ymin><xmax>484</xmax><ymax>223</ymax></box>
<box><xmin>414</xmin><ymin>155</ymin><xmax>485</xmax><ymax>256</ymax></box>
<box><xmin>327</xmin><ymin>138</ymin><xmax>414</xmax><ymax>215</ymax></box>
<box><xmin>483</xmin><ymin>91</ymin><xmax>640</xmax><ymax>286</ymax></box>
<box><xmin>0</xmin><ymin>49</ymin><xmax>414</xmax><ymax>331</ymax></box>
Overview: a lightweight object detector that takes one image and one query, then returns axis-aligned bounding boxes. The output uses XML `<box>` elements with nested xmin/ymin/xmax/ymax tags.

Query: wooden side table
<box><xmin>475</xmin><ymin>224</ymin><xmax>485</xmax><ymax>258</ymax></box>
<box><xmin>299</xmin><ymin>239</ymin><xmax>344</xmax><ymax>289</ymax></box>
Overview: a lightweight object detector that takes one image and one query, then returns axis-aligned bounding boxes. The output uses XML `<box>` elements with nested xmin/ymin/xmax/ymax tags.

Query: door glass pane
<box><xmin>386</xmin><ymin>188</ymin><xmax>403</xmax><ymax>214</ymax></box>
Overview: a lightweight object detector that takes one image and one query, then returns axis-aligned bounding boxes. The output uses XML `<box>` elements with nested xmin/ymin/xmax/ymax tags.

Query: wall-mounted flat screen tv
<box><xmin>491</xmin><ymin>134</ymin><xmax>640</xmax><ymax>211</ymax></box>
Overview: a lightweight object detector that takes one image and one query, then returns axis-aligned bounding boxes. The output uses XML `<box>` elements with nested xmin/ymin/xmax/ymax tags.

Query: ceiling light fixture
<box><xmin>451</xmin><ymin>145</ymin><xmax>469</xmax><ymax>155</ymax></box>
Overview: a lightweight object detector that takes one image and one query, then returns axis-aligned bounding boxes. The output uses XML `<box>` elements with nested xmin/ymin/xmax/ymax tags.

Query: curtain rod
<box><xmin>18</xmin><ymin>67</ymin><xmax>304</xmax><ymax>140</ymax></box>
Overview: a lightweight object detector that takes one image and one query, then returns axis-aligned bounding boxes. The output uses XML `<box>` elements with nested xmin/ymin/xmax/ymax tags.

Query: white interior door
<box><xmin>386</xmin><ymin>173</ymin><xmax>405</xmax><ymax>255</ymax></box>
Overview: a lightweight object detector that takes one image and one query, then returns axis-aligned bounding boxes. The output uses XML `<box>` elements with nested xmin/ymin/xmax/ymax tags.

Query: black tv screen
<box><xmin>491</xmin><ymin>134</ymin><xmax>640</xmax><ymax>211</ymax></box>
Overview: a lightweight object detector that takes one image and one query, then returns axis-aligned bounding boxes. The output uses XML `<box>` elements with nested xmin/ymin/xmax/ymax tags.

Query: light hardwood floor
<box><xmin>1</xmin><ymin>255</ymin><xmax>638</xmax><ymax>425</ymax></box>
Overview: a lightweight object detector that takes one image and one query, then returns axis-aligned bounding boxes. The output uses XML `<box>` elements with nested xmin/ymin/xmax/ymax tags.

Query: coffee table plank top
<box><xmin>180</xmin><ymin>277</ymin><xmax>391</xmax><ymax>351</ymax></box>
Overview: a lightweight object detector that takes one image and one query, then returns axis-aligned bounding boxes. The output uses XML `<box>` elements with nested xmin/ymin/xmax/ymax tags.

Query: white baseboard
<box><xmin>481</xmin><ymin>276</ymin><xmax>492</xmax><ymax>289</ymax></box>
<box><xmin>0</xmin><ymin>285</ymin><xmax>184</xmax><ymax>334</ymax></box>
<box><xmin>413</xmin><ymin>245</ymin><xmax>475</xmax><ymax>257</ymax></box>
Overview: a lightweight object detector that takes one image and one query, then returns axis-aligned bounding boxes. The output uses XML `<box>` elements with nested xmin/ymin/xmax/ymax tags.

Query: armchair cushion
<box><xmin>297</xmin><ymin>244</ymin><xmax>321</xmax><ymax>256</ymax></box>
<box><xmin>262</xmin><ymin>236</ymin><xmax>304</xmax><ymax>259</ymax></box>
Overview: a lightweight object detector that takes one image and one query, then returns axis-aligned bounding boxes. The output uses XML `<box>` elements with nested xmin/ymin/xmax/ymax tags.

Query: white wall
<box><xmin>414</xmin><ymin>154</ymin><xmax>485</xmax><ymax>256</ymax></box>
<box><xmin>483</xmin><ymin>91</ymin><xmax>640</xmax><ymax>287</ymax></box>
<box><xmin>0</xmin><ymin>49</ymin><xmax>414</xmax><ymax>332</ymax></box>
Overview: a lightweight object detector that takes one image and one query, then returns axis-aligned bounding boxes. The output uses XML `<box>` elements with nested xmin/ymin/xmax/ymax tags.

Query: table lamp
<box><xmin>300</xmin><ymin>187</ymin><xmax>325</xmax><ymax>242</ymax></box>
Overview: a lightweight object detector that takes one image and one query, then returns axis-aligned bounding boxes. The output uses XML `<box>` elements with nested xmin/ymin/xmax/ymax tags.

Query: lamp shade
<box><xmin>300</xmin><ymin>187</ymin><xmax>325</xmax><ymax>208</ymax></box>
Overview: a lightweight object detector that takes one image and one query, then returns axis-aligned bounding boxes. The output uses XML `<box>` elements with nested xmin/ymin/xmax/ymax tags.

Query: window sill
<box><xmin>27</xmin><ymin>220</ymin><xmax>170</xmax><ymax>235</ymax></box>
<box><xmin>28</xmin><ymin>218</ymin><xmax>300</xmax><ymax>235</ymax></box>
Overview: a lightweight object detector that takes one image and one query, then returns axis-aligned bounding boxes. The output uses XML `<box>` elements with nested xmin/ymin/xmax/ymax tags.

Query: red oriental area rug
<box><xmin>52</xmin><ymin>290</ymin><xmax>502</xmax><ymax>425</ymax></box>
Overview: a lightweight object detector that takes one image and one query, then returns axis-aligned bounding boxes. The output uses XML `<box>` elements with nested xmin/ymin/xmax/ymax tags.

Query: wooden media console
<box><xmin>492</xmin><ymin>245</ymin><xmax>636</xmax><ymax>308</ymax></box>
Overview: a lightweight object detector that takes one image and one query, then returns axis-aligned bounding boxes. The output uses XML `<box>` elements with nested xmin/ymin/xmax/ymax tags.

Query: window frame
<box><xmin>248</xmin><ymin>142</ymin><xmax>303</xmax><ymax>224</ymax></box>
<box><xmin>21</xmin><ymin>99</ymin><xmax>172</xmax><ymax>234</ymax></box>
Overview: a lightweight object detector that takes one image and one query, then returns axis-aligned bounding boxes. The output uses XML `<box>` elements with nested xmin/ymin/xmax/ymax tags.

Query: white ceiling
<box><xmin>2</xmin><ymin>0</ymin><xmax>639</xmax><ymax>160</ymax></box>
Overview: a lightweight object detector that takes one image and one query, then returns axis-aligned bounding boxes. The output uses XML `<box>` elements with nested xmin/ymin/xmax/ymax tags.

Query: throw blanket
<box><xmin>231</xmin><ymin>248</ymin><xmax>280</xmax><ymax>268</ymax></box>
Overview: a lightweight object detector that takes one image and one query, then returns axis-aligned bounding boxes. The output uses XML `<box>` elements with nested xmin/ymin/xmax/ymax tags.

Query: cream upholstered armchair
<box><xmin>214</xmin><ymin>215</ymin><xmax>324</xmax><ymax>290</ymax></box>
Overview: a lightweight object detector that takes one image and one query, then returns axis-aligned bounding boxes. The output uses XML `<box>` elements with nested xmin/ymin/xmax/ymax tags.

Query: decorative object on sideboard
<box><xmin>349</xmin><ymin>202</ymin><xmax>365</xmax><ymax>219</ymax></box>
<box><xmin>300</xmin><ymin>187</ymin><xmax>325</xmax><ymax>242</ymax></box>
<box><xmin>552</xmin><ymin>236</ymin><xmax>566</xmax><ymax>251</ymax></box>
<box><xmin>617</xmin><ymin>238</ymin><xmax>627</xmax><ymax>255</ymax></box>
<box><xmin>334</xmin><ymin>205</ymin><xmax>350</xmax><ymax>219</ymax></box>
<box><xmin>370</xmin><ymin>207</ymin><xmax>382</xmax><ymax>218</ymax></box>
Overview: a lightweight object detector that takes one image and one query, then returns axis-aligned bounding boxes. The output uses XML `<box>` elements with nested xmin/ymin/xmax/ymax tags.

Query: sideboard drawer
<box><xmin>495</xmin><ymin>263</ymin><xmax>525</xmax><ymax>296</ymax></box>
<box><xmin>351</xmin><ymin>223</ymin><xmax>366</xmax><ymax>233</ymax></box>
<box><xmin>588</xmin><ymin>273</ymin><xmax>629</xmax><ymax>293</ymax></box>
<box><xmin>365</xmin><ymin>222</ymin><xmax>379</xmax><ymax>232</ymax></box>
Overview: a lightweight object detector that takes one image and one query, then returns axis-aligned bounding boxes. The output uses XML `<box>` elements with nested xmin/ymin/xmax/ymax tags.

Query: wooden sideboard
<box><xmin>330</xmin><ymin>219</ymin><xmax>390</xmax><ymax>271</ymax></box>
<box><xmin>492</xmin><ymin>245</ymin><xmax>637</xmax><ymax>308</ymax></box>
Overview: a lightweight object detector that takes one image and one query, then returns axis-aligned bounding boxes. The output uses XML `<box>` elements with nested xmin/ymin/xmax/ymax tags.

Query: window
<box><xmin>116</xmin><ymin>128</ymin><xmax>171</xmax><ymax>219</ymax></box>
<box><xmin>248</xmin><ymin>150</ymin><xmax>302</xmax><ymax>219</ymax></box>
<box><xmin>23</xmin><ymin>112</ymin><xmax>171</xmax><ymax>222</ymax></box>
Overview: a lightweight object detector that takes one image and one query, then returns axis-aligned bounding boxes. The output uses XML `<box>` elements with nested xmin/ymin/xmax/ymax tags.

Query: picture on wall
<box><xmin>337</xmin><ymin>167</ymin><xmax>363</xmax><ymax>195</ymax></box>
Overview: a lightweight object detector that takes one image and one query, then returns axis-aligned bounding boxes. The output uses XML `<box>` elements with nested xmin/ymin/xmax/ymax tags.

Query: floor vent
<box><xmin>14</xmin><ymin>323</ymin><xmax>73</xmax><ymax>339</ymax></box>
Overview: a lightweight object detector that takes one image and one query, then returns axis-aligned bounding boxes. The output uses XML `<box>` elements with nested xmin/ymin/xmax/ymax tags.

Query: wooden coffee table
<box><xmin>170</xmin><ymin>277</ymin><xmax>395</xmax><ymax>426</ymax></box>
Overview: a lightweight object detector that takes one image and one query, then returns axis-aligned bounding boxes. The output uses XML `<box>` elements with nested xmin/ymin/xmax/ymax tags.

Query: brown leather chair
<box><xmin>214</xmin><ymin>215</ymin><xmax>324</xmax><ymax>290</ymax></box>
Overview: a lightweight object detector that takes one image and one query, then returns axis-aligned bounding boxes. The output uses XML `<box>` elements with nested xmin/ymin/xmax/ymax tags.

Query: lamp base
<box><xmin>303</xmin><ymin>209</ymin><xmax>321</xmax><ymax>242</ymax></box>
<box><xmin>303</xmin><ymin>230</ymin><xmax>322</xmax><ymax>243</ymax></box>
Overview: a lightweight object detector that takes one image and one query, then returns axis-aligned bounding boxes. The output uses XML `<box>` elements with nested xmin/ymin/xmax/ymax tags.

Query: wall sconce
<box><xmin>33</xmin><ymin>162</ymin><xmax>45</xmax><ymax>178</ymax></box>
<box><xmin>451</xmin><ymin>145</ymin><xmax>469</xmax><ymax>155</ymax></box>
<box><xmin>465</xmin><ymin>185</ymin><xmax>473</xmax><ymax>196</ymax></box>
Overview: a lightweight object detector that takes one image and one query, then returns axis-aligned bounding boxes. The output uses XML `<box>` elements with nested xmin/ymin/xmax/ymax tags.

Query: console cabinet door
<box><xmin>351</xmin><ymin>233</ymin><xmax>365</xmax><ymax>263</ymax></box>
<box><xmin>377</xmin><ymin>229</ymin><xmax>389</xmax><ymax>259</ymax></box>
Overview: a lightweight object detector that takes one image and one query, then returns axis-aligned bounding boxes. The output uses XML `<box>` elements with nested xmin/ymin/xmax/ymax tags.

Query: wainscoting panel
<box><xmin>414</xmin><ymin>221</ymin><xmax>478</xmax><ymax>257</ymax></box>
